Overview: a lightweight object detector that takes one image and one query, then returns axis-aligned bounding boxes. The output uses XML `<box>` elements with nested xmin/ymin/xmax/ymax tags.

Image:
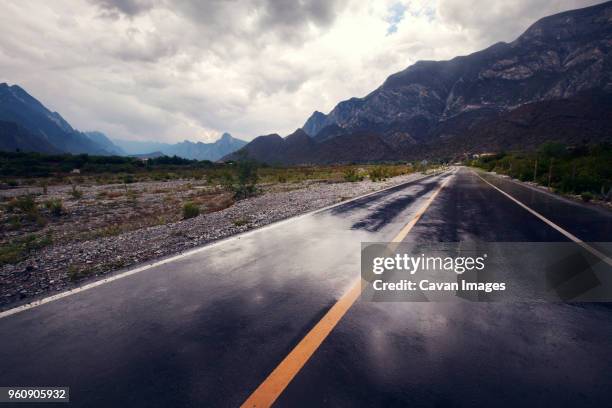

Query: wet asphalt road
<box><xmin>0</xmin><ymin>167</ymin><xmax>611</xmax><ymax>407</ymax></box>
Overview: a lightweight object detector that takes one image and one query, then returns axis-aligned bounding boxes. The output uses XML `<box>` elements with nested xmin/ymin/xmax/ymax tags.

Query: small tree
<box><xmin>234</xmin><ymin>160</ymin><xmax>259</xmax><ymax>199</ymax></box>
<box><xmin>220</xmin><ymin>171</ymin><xmax>234</xmax><ymax>191</ymax></box>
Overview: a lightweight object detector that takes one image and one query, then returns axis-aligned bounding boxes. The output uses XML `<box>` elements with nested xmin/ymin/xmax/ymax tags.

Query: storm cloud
<box><xmin>0</xmin><ymin>0</ymin><xmax>601</xmax><ymax>142</ymax></box>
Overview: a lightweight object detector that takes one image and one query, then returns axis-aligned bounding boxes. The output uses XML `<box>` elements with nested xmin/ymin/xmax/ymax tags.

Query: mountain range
<box><xmin>0</xmin><ymin>83</ymin><xmax>246</xmax><ymax>160</ymax></box>
<box><xmin>113</xmin><ymin>133</ymin><xmax>247</xmax><ymax>161</ymax></box>
<box><xmin>3</xmin><ymin>1</ymin><xmax>611</xmax><ymax>165</ymax></box>
<box><xmin>226</xmin><ymin>1</ymin><xmax>612</xmax><ymax>164</ymax></box>
<box><xmin>0</xmin><ymin>83</ymin><xmax>114</xmax><ymax>155</ymax></box>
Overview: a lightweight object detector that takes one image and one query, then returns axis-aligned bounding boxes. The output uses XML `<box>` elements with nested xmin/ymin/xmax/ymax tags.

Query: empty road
<box><xmin>0</xmin><ymin>167</ymin><xmax>611</xmax><ymax>407</ymax></box>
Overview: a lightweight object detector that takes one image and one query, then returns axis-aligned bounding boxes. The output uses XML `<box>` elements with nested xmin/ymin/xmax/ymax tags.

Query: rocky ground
<box><xmin>0</xmin><ymin>173</ymin><xmax>422</xmax><ymax>309</ymax></box>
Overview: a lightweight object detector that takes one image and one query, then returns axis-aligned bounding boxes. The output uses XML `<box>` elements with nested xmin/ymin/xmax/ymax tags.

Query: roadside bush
<box><xmin>0</xmin><ymin>234</ymin><xmax>53</xmax><ymax>265</ymax></box>
<box><xmin>5</xmin><ymin>195</ymin><xmax>45</xmax><ymax>225</ymax></box>
<box><xmin>45</xmin><ymin>199</ymin><xmax>65</xmax><ymax>216</ymax></box>
<box><xmin>67</xmin><ymin>265</ymin><xmax>94</xmax><ymax>282</ymax></box>
<box><xmin>471</xmin><ymin>143</ymin><xmax>611</xmax><ymax>197</ymax></box>
<box><xmin>122</xmin><ymin>174</ymin><xmax>135</xmax><ymax>184</ymax></box>
<box><xmin>234</xmin><ymin>161</ymin><xmax>259</xmax><ymax>199</ymax></box>
<box><xmin>152</xmin><ymin>173</ymin><xmax>170</xmax><ymax>181</ymax></box>
<box><xmin>67</xmin><ymin>265</ymin><xmax>81</xmax><ymax>282</ymax></box>
<box><xmin>182</xmin><ymin>202</ymin><xmax>200</xmax><ymax>219</ymax></box>
<box><xmin>6</xmin><ymin>195</ymin><xmax>36</xmax><ymax>213</ymax></box>
<box><xmin>219</xmin><ymin>172</ymin><xmax>234</xmax><ymax>191</ymax></box>
<box><xmin>368</xmin><ymin>166</ymin><xmax>392</xmax><ymax>181</ymax></box>
<box><xmin>580</xmin><ymin>192</ymin><xmax>593</xmax><ymax>202</ymax></box>
<box><xmin>343</xmin><ymin>168</ymin><xmax>363</xmax><ymax>182</ymax></box>
<box><xmin>70</xmin><ymin>183</ymin><xmax>83</xmax><ymax>199</ymax></box>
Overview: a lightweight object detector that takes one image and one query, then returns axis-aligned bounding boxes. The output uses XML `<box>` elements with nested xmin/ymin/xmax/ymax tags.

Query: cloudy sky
<box><xmin>0</xmin><ymin>0</ymin><xmax>601</xmax><ymax>142</ymax></box>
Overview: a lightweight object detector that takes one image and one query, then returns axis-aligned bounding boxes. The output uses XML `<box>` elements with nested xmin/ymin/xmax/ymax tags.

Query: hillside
<box><xmin>0</xmin><ymin>83</ymin><xmax>113</xmax><ymax>155</ymax></box>
<box><xmin>0</xmin><ymin>120</ymin><xmax>59</xmax><ymax>154</ymax></box>
<box><xmin>230</xmin><ymin>1</ymin><xmax>612</xmax><ymax>164</ymax></box>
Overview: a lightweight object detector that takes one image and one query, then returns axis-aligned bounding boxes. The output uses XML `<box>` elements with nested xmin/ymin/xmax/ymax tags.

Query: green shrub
<box><xmin>471</xmin><ymin>143</ymin><xmax>611</xmax><ymax>197</ymax></box>
<box><xmin>70</xmin><ymin>184</ymin><xmax>83</xmax><ymax>199</ymax></box>
<box><xmin>580</xmin><ymin>192</ymin><xmax>593</xmax><ymax>202</ymax></box>
<box><xmin>343</xmin><ymin>168</ymin><xmax>363</xmax><ymax>182</ymax></box>
<box><xmin>234</xmin><ymin>161</ymin><xmax>259</xmax><ymax>199</ymax></box>
<box><xmin>368</xmin><ymin>166</ymin><xmax>392</xmax><ymax>181</ymax></box>
<box><xmin>45</xmin><ymin>199</ymin><xmax>65</xmax><ymax>216</ymax></box>
<box><xmin>0</xmin><ymin>234</ymin><xmax>53</xmax><ymax>265</ymax></box>
<box><xmin>7</xmin><ymin>180</ymin><xmax>19</xmax><ymax>187</ymax></box>
<box><xmin>67</xmin><ymin>264</ymin><xmax>93</xmax><ymax>282</ymax></box>
<box><xmin>67</xmin><ymin>265</ymin><xmax>81</xmax><ymax>282</ymax></box>
<box><xmin>182</xmin><ymin>202</ymin><xmax>200</xmax><ymax>219</ymax></box>
<box><xmin>122</xmin><ymin>174</ymin><xmax>135</xmax><ymax>184</ymax></box>
<box><xmin>6</xmin><ymin>195</ymin><xmax>36</xmax><ymax>213</ymax></box>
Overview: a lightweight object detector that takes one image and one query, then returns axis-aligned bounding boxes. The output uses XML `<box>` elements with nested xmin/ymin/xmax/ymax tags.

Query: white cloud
<box><xmin>0</xmin><ymin>0</ymin><xmax>601</xmax><ymax>142</ymax></box>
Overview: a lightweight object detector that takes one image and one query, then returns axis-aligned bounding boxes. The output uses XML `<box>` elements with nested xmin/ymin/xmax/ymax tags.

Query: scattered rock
<box><xmin>0</xmin><ymin>174</ymin><xmax>420</xmax><ymax>308</ymax></box>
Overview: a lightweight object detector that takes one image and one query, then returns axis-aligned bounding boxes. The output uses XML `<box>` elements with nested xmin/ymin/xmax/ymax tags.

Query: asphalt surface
<box><xmin>0</xmin><ymin>167</ymin><xmax>611</xmax><ymax>407</ymax></box>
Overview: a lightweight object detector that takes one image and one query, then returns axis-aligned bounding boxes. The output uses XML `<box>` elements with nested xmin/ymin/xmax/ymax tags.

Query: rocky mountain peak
<box><xmin>234</xmin><ymin>1</ymin><xmax>612</xmax><ymax>165</ymax></box>
<box><xmin>303</xmin><ymin>111</ymin><xmax>329</xmax><ymax>136</ymax></box>
<box><xmin>300</xmin><ymin>0</ymin><xmax>612</xmax><ymax>145</ymax></box>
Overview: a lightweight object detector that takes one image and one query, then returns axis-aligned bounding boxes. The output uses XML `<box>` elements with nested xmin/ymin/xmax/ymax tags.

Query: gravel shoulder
<box><xmin>1</xmin><ymin>173</ymin><xmax>423</xmax><ymax>309</ymax></box>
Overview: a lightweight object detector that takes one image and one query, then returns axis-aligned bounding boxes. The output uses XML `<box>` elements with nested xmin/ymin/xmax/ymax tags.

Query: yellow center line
<box><xmin>241</xmin><ymin>171</ymin><xmax>453</xmax><ymax>408</ymax></box>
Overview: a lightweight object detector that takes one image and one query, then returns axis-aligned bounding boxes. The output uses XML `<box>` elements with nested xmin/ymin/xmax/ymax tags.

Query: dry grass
<box><xmin>0</xmin><ymin>163</ymin><xmax>418</xmax><ymax>265</ymax></box>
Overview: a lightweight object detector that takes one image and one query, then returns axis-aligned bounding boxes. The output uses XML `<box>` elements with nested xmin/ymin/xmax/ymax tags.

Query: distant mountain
<box><xmin>224</xmin><ymin>128</ymin><xmax>399</xmax><ymax>165</ymax></box>
<box><xmin>0</xmin><ymin>120</ymin><xmax>59</xmax><ymax>154</ymax></box>
<box><xmin>84</xmin><ymin>131</ymin><xmax>125</xmax><ymax>155</ymax></box>
<box><xmin>0</xmin><ymin>83</ymin><xmax>113</xmax><ymax>155</ymax></box>
<box><xmin>114</xmin><ymin>132</ymin><xmax>247</xmax><ymax>161</ymax></box>
<box><xmin>235</xmin><ymin>1</ymin><xmax>612</xmax><ymax>164</ymax></box>
<box><xmin>113</xmin><ymin>139</ymin><xmax>169</xmax><ymax>156</ymax></box>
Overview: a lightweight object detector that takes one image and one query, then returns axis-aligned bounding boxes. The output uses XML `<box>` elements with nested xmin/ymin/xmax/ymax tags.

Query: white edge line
<box><xmin>0</xmin><ymin>170</ymin><xmax>448</xmax><ymax>320</ymax></box>
<box><xmin>483</xmin><ymin>170</ymin><xmax>612</xmax><ymax>217</ymax></box>
<box><xmin>474</xmin><ymin>170</ymin><xmax>612</xmax><ymax>267</ymax></box>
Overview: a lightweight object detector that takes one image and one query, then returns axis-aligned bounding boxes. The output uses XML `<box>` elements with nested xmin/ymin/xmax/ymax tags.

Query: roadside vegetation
<box><xmin>471</xmin><ymin>142</ymin><xmax>612</xmax><ymax>202</ymax></box>
<box><xmin>0</xmin><ymin>151</ymin><xmax>214</xmax><ymax>179</ymax></box>
<box><xmin>0</xmin><ymin>150</ymin><xmax>441</xmax><ymax>270</ymax></box>
<box><xmin>0</xmin><ymin>233</ymin><xmax>52</xmax><ymax>265</ymax></box>
<box><xmin>0</xmin><ymin>151</ymin><xmax>446</xmax><ymax>304</ymax></box>
<box><xmin>0</xmin><ymin>150</ymin><xmax>435</xmax><ymax>188</ymax></box>
<box><xmin>182</xmin><ymin>202</ymin><xmax>200</xmax><ymax>219</ymax></box>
